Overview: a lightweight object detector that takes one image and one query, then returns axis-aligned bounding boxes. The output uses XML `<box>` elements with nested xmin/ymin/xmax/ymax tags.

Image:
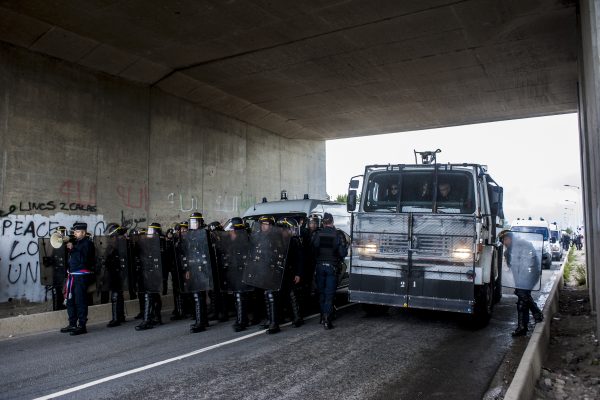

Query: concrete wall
<box><xmin>578</xmin><ymin>0</ymin><xmax>600</xmax><ymax>335</ymax></box>
<box><xmin>0</xmin><ymin>42</ymin><xmax>326</xmax><ymax>302</ymax></box>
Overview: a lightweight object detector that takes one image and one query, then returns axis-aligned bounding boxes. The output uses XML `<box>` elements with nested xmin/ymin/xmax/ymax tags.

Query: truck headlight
<box><xmin>358</xmin><ymin>243</ymin><xmax>378</xmax><ymax>256</ymax></box>
<box><xmin>453</xmin><ymin>247</ymin><xmax>472</xmax><ymax>260</ymax></box>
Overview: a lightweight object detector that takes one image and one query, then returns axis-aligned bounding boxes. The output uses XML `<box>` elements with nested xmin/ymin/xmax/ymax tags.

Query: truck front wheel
<box><xmin>473</xmin><ymin>282</ymin><xmax>493</xmax><ymax>327</ymax></box>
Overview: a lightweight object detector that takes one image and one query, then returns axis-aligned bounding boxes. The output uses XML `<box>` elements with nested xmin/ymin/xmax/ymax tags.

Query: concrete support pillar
<box><xmin>577</xmin><ymin>0</ymin><xmax>600</xmax><ymax>335</ymax></box>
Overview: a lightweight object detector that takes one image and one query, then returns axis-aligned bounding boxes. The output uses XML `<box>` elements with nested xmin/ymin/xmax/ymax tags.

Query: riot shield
<box><xmin>137</xmin><ymin>236</ymin><xmax>164</xmax><ymax>293</ymax></box>
<box><xmin>38</xmin><ymin>238</ymin><xmax>68</xmax><ymax>287</ymax></box>
<box><xmin>94</xmin><ymin>236</ymin><xmax>130</xmax><ymax>293</ymax></box>
<box><xmin>115</xmin><ymin>236</ymin><xmax>131</xmax><ymax>292</ymax></box>
<box><xmin>501</xmin><ymin>232</ymin><xmax>543</xmax><ymax>291</ymax></box>
<box><xmin>215</xmin><ymin>230</ymin><xmax>252</xmax><ymax>292</ymax></box>
<box><xmin>94</xmin><ymin>236</ymin><xmax>112</xmax><ymax>294</ymax></box>
<box><xmin>176</xmin><ymin>229</ymin><xmax>214</xmax><ymax>293</ymax></box>
<box><xmin>243</xmin><ymin>225</ymin><xmax>292</xmax><ymax>290</ymax></box>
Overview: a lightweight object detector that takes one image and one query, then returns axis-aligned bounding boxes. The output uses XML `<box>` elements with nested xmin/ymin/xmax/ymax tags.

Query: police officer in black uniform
<box><xmin>185</xmin><ymin>212</ymin><xmax>210</xmax><ymax>333</ymax></box>
<box><xmin>207</xmin><ymin>221</ymin><xmax>229</xmax><ymax>323</ymax></box>
<box><xmin>104</xmin><ymin>223</ymin><xmax>128</xmax><ymax>327</ymax></box>
<box><xmin>311</xmin><ymin>213</ymin><xmax>348</xmax><ymax>330</ymax></box>
<box><xmin>225</xmin><ymin>217</ymin><xmax>252</xmax><ymax>332</ymax></box>
<box><xmin>277</xmin><ymin>217</ymin><xmax>304</xmax><ymax>328</ymax></box>
<box><xmin>253</xmin><ymin>216</ymin><xmax>282</xmax><ymax>334</ymax></box>
<box><xmin>48</xmin><ymin>225</ymin><xmax>69</xmax><ymax>311</ymax></box>
<box><xmin>500</xmin><ymin>230</ymin><xmax>544</xmax><ymax>336</ymax></box>
<box><xmin>135</xmin><ymin>222</ymin><xmax>165</xmax><ymax>331</ymax></box>
<box><xmin>60</xmin><ymin>222</ymin><xmax>95</xmax><ymax>336</ymax></box>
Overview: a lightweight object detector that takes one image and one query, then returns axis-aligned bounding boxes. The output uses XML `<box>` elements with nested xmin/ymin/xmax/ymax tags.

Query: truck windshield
<box><xmin>363</xmin><ymin>170</ymin><xmax>475</xmax><ymax>214</ymax></box>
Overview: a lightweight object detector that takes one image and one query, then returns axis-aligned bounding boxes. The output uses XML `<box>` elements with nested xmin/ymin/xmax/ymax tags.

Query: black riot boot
<box><xmin>266</xmin><ymin>291</ymin><xmax>280</xmax><ymax>334</ymax></box>
<box><xmin>512</xmin><ymin>299</ymin><xmax>528</xmax><ymax>337</ymax></box>
<box><xmin>135</xmin><ymin>294</ymin><xmax>145</xmax><ymax>319</ymax></box>
<box><xmin>289</xmin><ymin>289</ymin><xmax>304</xmax><ymax>328</ymax></box>
<box><xmin>190</xmin><ymin>292</ymin><xmax>207</xmax><ymax>333</ymax></box>
<box><xmin>259</xmin><ymin>292</ymin><xmax>270</xmax><ymax>329</ymax></box>
<box><xmin>135</xmin><ymin>293</ymin><xmax>154</xmax><ymax>331</ymax></box>
<box><xmin>116</xmin><ymin>292</ymin><xmax>126</xmax><ymax>323</ymax></box>
<box><xmin>323</xmin><ymin>313</ymin><xmax>334</xmax><ymax>330</ymax></box>
<box><xmin>171</xmin><ymin>292</ymin><xmax>185</xmax><ymax>321</ymax></box>
<box><xmin>153</xmin><ymin>294</ymin><xmax>163</xmax><ymax>325</ymax></box>
<box><xmin>528</xmin><ymin>298</ymin><xmax>544</xmax><ymax>323</ymax></box>
<box><xmin>233</xmin><ymin>292</ymin><xmax>248</xmax><ymax>332</ymax></box>
<box><xmin>107</xmin><ymin>292</ymin><xmax>121</xmax><ymax>327</ymax></box>
<box><xmin>52</xmin><ymin>286</ymin><xmax>66</xmax><ymax>311</ymax></box>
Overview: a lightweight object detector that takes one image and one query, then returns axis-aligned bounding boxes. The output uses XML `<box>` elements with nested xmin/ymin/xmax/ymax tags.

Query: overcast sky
<box><xmin>326</xmin><ymin>113</ymin><xmax>582</xmax><ymax>229</ymax></box>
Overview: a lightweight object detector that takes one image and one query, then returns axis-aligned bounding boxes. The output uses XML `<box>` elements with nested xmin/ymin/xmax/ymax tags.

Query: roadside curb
<box><xmin>503</xmin><ymin>256</ymin><xmax>566</xmax><ymax>400</ymax></box>
<box><xmin>0</xmin><ymin>295</ymin><xmax>173</xmax><ymax>339</ymax></box>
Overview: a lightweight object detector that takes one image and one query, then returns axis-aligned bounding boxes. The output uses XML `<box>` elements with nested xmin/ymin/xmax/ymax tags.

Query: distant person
<box><xmin>500</xmin><ymin>230</ymin><xmax>543</xmax><ymax>337</ymax></box>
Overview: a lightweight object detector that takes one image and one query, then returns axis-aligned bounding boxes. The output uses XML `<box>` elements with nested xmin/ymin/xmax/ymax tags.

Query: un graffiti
<box><xmin>0</xmin><ymin>213</ymin><xmax>104</xmax><ymax>303</ymax></box>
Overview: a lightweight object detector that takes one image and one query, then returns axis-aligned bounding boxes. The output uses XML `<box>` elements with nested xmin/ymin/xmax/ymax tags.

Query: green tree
<box><xmin>335</xmin><ymin>193</ymin><xmax>348</xmax><ymax>203</ymax></box>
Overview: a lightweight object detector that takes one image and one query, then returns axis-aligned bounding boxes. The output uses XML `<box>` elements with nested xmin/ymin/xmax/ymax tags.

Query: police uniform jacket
<box><xmin>68</xmin><ymin>236</ymin><xmax>95</xmax><ymax>275</ymax></box>
<box><xmin>311</xmin><ymin>226</ymin><xmax>348</xmax><ymax>264</ymax></box>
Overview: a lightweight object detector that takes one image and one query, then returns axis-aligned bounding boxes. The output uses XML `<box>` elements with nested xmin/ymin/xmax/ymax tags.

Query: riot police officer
<box><xmin>276</xmin><ymin>217</ymin><xmax>304</xmax><ymax>327</ymax></box>
<box><xmin>207</xmin><ymin>221</ymin><xmax>229</xmax><ymax>323</ymax></box>
<box><xmin>500</xmin><ymin>230</ymin><xmax>544</xmax><ymax>336</ymax></box>
<box><xmin>135</xmin><ymin>222</ymin><xmax>165</xmax><ymax>331</ymax></box>
<box><xmin>311</xmin><ymin>213</ymin><xmax>348</xmax><ymax>330</ymax></box>
<box><xmin>129</xmin><ymin>228</ymin><xmax>146</xmax><ymax>320</ymax></box>
<box><xmin>167</xmin><ymin>225</ymin><xmax>187</xmax><ymax>321</ymax></box>
<box><xmin>43</xmin><ymin>225</ymin><xmax>69</xmax><ymax>311</ymax></box>
<box><xmin>256</xmin><ymin>216</ymin><xmax>283</xmax><ymax>334</ymax></box>
<box><xmin>60</xmin><ymin>222</ymin><xmax>95</xmax><ymax>336</ymax></box>
<box><xmin>224</xmin><ymin>217</ymin><xmax>252</xmax><ymax>332</ymax></box>
<box><xmin>183</xmin><ymin>212</ymin><xmax>210</xmax><ymax>333</ymax></box>
<box><xmin>104</xmin><ymin>223</ymin><xmax>128</xmax><ymax>327</ymax></box>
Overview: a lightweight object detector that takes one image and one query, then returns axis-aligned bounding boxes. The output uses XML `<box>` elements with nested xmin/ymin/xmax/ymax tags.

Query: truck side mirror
<box><xmin>347</xmin><ymin>189</ymin><xmax>357</xmax><ymax>212</ymax></box>
<box><xmin>349</xmin><ymin>179</ymin><xmax>359</xmax><ymax>189</ymax></box>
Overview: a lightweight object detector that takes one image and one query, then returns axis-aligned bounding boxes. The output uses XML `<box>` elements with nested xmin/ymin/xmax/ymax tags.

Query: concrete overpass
<box><xmin>0</xmin><ymin>0</ymin><xmax>599</xmax><ymax>335</ymax></box>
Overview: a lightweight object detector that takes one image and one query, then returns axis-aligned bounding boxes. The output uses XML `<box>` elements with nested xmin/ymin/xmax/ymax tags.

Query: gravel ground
<box><xmin>534</xmin><ymin>251</ymin><xmax>599</xmax><ymax>400</ymax></box>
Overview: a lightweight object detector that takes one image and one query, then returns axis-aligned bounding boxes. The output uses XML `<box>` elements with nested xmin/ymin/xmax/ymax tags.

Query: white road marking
<box><xmin>34</xmin><ymin>303</ymin><xmax>356</xmax><ymax>399</ymax></box>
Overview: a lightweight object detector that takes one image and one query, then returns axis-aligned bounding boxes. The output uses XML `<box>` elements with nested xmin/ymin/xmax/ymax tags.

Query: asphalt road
<box><xmin>0</xmin><ymin>261</ymin><xmax>562</xmax><ymax>400</ymax></box>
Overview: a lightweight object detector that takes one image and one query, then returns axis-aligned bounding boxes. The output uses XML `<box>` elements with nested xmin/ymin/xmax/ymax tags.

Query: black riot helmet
<box><xmin>105</xmin><ymin>223</ymin><xmax>125</xmax><ymax>237</ymax></box>
<box><xmin>179</xmin><ymin>221</ymin><xmax>189</xmax><ymax>231</ymax></box>
<box><xmin>277</xmin><ymin>217</ymin><xmax>300</xmax><ymax>236</ymax></box>
<box><xmin>56</xmin><ymin>226</ymin><xmax>68</xmax><ymax>235</ymax></box>
<box><xmin>147</xmin><ymin>222</ymin><xmax>162</xmax><ymax>236</ymax></box>
<box><xmin>258</xmin><ymin>215</ymin><xmax>275</xmax><ymax>225</ymax></box>
<box><xmin>230</xmin><ymin>217</ymin><xmax>246</xmax><ymax>231</ymax></box>
<box><xmin>189</xmin><ymin>212</ymin><xmax>204</xmax><ymax>230</ymax></box>
<box><xmin>207</xmin><ymin>221</ymin><xmax>224</xmax><ymax>232</ymax></box>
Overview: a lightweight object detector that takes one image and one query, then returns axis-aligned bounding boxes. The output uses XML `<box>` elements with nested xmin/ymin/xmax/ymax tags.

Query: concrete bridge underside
<box><xmin>2</xmin><ymin>0</ymin><xmax>600</xmax><ymax>338</ymax></box>
<box><xmin>0</xmin><ymin>0</ymin><xmax>579</xmax><ymax>139</ymax></box>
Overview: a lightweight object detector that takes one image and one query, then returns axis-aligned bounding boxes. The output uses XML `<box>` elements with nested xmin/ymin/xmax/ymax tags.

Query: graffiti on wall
<box><xmin>117</xmin><ymin>184</ymin><xmax>149</xmax><ymax>213</ymax></box>
<box><xmin>167</xmin><ymin>192</ymin><xmax>198</xmax><ymax>212</ymax></box>
<box><xmin>0</xmin><ymin>213</ymin><xmax>105</xmax><ymax>303</ymax></box>
<box><xmin>214</xmin><ymin>192</ymin><xmax>256</xmax><ymax>214</ymax></box>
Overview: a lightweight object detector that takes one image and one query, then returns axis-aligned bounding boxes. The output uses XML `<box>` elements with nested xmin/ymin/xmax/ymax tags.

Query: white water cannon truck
<box><xmin>346</xmin><ymin>150</ymin><xmax>505</xmax><ymax>323</ymax></box>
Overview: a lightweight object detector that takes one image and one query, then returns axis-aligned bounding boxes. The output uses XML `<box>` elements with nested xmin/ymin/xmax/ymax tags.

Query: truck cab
<box><xmin>347</xmin><ymin>156</ymin><xmax>504</xmax><ymax>323</ymax></box>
